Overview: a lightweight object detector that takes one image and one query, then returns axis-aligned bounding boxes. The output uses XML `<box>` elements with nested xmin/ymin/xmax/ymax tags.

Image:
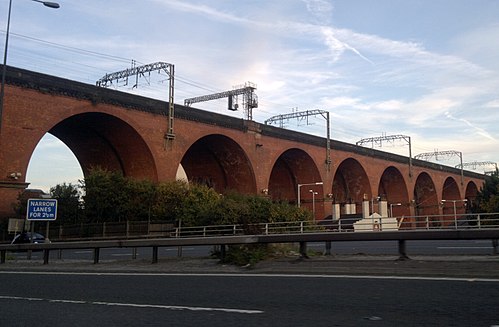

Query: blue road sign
<box><xmin>27</xmin><ymin>198</ymin><xmax>58</xmax><ymax>221</ymax></box>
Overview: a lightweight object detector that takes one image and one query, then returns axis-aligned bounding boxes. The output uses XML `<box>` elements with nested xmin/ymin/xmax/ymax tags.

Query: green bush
<box><xmin>221</xmin><ymin>244</ymin><xmax>269</xmax><ymax>266</ymax></box>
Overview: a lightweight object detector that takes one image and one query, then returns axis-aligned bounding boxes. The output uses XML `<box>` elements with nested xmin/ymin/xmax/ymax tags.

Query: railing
<box><xmin>4</xmin><ymin>212</ymin><xmax>496</xmax><ymax>242</ymax></box>
<box><xmin>1</xmin><ymin>213</ymin><xmax>499</xmax><ymax>265</ymax></box>
<box><xmin>172</xmin><ymin>213</ymin><xmax>499</xmax><ymax>237</ymax></box>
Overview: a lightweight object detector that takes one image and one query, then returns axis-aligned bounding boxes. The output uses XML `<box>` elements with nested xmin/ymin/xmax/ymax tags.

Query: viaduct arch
<box><xmin>50</xmin><ymin>112</ymin><xmax>158</xmax><ymax>181</ymax></box>
<box><xmin>0</xmin><ymin>67</ymin><xmax>486</xmax><ymax>222</ymax></box>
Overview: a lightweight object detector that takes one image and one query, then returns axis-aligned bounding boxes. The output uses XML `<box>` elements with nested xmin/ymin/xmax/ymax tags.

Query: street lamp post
<box><xmin>389</xmin><ymin>203</ymin><xmax>402</xmax><ymax>217</ymax></box>
<box><xmin>441</xmin><ymin>199</ymin><xmax>467</xmax><ymax>228</ymax></box>
<box><xmin>297</xmin><ymin>181</ymin><xmax>323</xmax><ymax>208</ymax></box>
<box><xmin>0</xmin><ymin>0</ymin><xmax>60</xmax><ymax>134</ymax></box>
<box><xmin>309</xmin><ymin>190</ymin><xmax>318</xmax><ymax>223</ymax></box>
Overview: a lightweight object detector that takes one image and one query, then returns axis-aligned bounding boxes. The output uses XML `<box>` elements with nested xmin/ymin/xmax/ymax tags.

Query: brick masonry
<box><xmin>0</xmin><ymin>67</ymin><xmax>485</xmax><ymax>222</ymax></box>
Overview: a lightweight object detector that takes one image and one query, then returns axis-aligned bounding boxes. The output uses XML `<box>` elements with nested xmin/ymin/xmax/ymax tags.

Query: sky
<box><xmin>1</xmin><ymin>0</ymin><xmax>499</xmax><ymax>192</ymax></box>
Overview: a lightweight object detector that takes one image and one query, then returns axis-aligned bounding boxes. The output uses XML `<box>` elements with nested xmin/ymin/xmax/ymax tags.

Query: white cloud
<box><xmin>13</xmin><ymin>0</ymin><xmax>499</xmax><ymax>190</ymax></box>
<box><xmin>485</xmin><ymin>99</ymin><xmax>499</xmax><ymax>108</ymax></box>
<box><xmin>302</xmin><ymin>0</ymin><xmax>334</xmax><ymax>24</ymax></box>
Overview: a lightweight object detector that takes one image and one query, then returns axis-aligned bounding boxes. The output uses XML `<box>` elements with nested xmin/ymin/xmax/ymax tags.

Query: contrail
<box><xmin>445</xmin><ymin>111</ymin><xmax>496</xmax><ymax>141</ymax></box>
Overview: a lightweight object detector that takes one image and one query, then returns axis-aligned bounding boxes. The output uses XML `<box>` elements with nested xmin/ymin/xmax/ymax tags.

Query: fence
<box><xmin>4</xmin><ymin>212</ymin><xmax>498</xmax><ymax>242</ymax></box>
<box><xmin>1</xmin><ymin>213</ymin><xmax>499</xmax><ymax>265</ymax></box>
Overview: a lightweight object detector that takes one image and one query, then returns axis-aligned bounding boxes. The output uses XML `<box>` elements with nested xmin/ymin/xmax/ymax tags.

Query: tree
<box><xmin>152</xmin><ymin>181</ymin><xmax>190</xmax><ymax>223</ymax></box>
<box><xmin>80</xmin><ymin>167</ymin><xmax>129</xmax><ymax>222</ymax></box>
<box><xmin>178</xmin><ymin>184</ymin><xmax>222</xmax><ymax>226</ymax></box>
<box><xmin>125</xmin><ymin>179</ymin><xmax>157</xmax><ymax>221</ymax></box>
<box><xmin>476</xmin><ymin>169</ymin><xmax>499</xmax><ymax>213</ymax></box>
<box><xmin>50</xmin><ymin>183</ymin><xmax>83</xmax><ymax>224</ymax></box>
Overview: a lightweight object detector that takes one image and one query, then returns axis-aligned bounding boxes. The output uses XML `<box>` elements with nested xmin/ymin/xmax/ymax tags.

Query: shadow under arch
<box><xmin>48</xmin><ymin>112</ymin><xmax>157</xmax><ymax>181</ymax></box>
<box><xmin>378</xmin><ymin>166</ymin><xmax>410</xmax><ymax>218</ymax></box>
<box><xmin>181</xmin><ymin>134</ymin><xmax>256</xmax><ymax>194</ymax></box>
<box><xmin>465</xmin><ymin>181</ymin><xmax>479</xmax><ymax>211</ymax></box>
<box><xmin>268</xmin><ymin>148</ymin><xmax>323</xmax><ymax>218</ymax></box>
<box><xmin>441</xmin><ymin>177</ymin><xmax>464</xmax><ymax>226</ymax></box>
<box><xmin>413</xmin><ymin>172</ymin><xmax>438</xmax><ymax>227</ymax></box>
<box><xmin>332</xmin><ymin>158</ymin><xmax>372</xmax><ymax>214</ymax></box>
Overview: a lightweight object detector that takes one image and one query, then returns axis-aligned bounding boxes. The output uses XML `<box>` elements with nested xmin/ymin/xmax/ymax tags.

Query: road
<box><xmin>9</xmin><ymin>239</ymin><xmax>496</xmax><ymax>262</ymax></box>
<box><xmin>0</xmin><ymin>272</ymin><xmax>498</xmax><ymax>327</ymax></box>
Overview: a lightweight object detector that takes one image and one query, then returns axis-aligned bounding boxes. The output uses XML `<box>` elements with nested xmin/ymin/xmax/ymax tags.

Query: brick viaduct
<box><xmin>0</xmin><ymin>66</ymin><xmax>485</xmax><ymax>224</ymax></box>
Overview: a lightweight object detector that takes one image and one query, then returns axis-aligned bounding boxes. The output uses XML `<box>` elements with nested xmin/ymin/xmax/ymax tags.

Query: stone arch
<box><xmin>442</xmin><ymin>177</ymin><xmax>462</xmax><ymax>201</ymax></box>
<box><xmin>465</xmin><ymin>181</ymin><xmax>479</xmax><ymax>211</ymax></box>
<box><xmin>332</xmin><ymin>158</ymin><xmax>372</xmax><ymax>214</ymax></box>
<box><xmin>413</xmin><ymin>172</ymin><xmax>438</xmax><ymax>226</ymax></box>
<box><xmin>441</xmin><ymin>177</ymin><xmax>464</xmax><ymax>226</ymax></box>
<box><xmin>268</xmin><ymin>148</ymin><xmax>323</xmax><ymax>219</ymax></box>
<box><xmin>180</xmin><ymin>134</ymin><xmax>256</xmax><ymax>194</ymax></box>
<box><xmin>48</xmin><ymin>112</ymin><xmax>157</xmax><ymax>180</ymax></box>
<box><xmin>378</xmin><ymin>166</ymin><xmax>410</xmax><ymax>218</ymax></box>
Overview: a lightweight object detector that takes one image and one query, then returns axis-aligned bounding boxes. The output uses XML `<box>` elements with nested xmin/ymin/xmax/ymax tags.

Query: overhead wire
<box><xmin>4</xmin><ymin>31</ymin><xmax>483</xmax><ymax>166</ymax></box>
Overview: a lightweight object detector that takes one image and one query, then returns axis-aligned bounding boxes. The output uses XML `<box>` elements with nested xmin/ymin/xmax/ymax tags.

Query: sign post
<box><xmin>26</xmin><ymin>199</ymin><xmax>57</xmax><ymax>260</ymax></box>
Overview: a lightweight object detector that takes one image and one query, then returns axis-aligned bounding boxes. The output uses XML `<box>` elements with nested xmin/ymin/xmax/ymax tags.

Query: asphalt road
<box><xmin>1</xmin><ymin>272</ymin><xmax>498</xmax><ymax>327</ymax></box>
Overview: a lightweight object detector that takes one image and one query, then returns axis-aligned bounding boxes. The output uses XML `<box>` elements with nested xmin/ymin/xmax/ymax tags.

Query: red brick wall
<box><xmin>0</xmin><ymin>83</ymin><xmax>485</xmax><ymax>223</ymax></box>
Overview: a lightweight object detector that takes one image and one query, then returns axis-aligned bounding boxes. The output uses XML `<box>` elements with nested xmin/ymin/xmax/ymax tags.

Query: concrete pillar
<box><xmin>362</xmin><ymin>200</ymin><xmax>370</xmax><ymax>219</ymax></box>
<box><xmin>332</xmin><ymin>203</ymin><xmax>341</xmax><ymax>220</ymax></box>
<box><xmin>348</xmin><ymin>202</ymin><xmax>356</xmax><ymax>214</ymax></box>
<box><xmin>344</xmin><ymin>204</ymin><xmax>350</xmax><ymax>215</ymax></box>
<box><xmin>379</xmin><ymin>200</ymin><xmax>388</xmax><ymax>217</ymax></box>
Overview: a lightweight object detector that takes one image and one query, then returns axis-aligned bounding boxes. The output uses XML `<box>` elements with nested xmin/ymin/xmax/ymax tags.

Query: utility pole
<box><xmin>184</xmin><ymin>82</ymin><xmax>258</xmax><ymax>121</ymax></box>
<box><xmin>96</xmin><ymin>61</ymin><xmax>175</xmax><ymax>140</ymax></box>
<box><xmin>415</xmin><ymin>150</ymin><xmax>464</xmax><ymax>185</ymax></box>
<box><xmin>265</xmin><ymin>109</ymin><xmax>331</xmax><ymax>171</ymax></box>
<box><xmin>356</xmin><ymin>134</ymin><xmax>412</xmax><ymax>178</ymax></box>
<box><xmin>456</xmin><ymin>161</ymin><xmax>497</xmax><ymax>175</ymax></box>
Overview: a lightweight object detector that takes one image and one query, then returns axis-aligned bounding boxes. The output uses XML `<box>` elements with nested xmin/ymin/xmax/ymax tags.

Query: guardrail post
<box><xmin>493</xmin><ymin>239</ymin><xmax>498</xmax><ymax>256</ymax></box>
<box><xmin>1</xmin><ymin>250</ymin><xmax>5</xmax><ymax>264</ymax></box>
<box><xmin>152</xmin><ymin>246</ymin><xmax>158</xmax><ymax>264</ymax></box>
<box><xmin>103</xmin><ymin>222</ymin><xmax>106</xmax><ymax>238</ymax></box>
<box><xmin>233</xmin><ymin>225</ymin><xmax>237</xmax><ymax>235</ymax></box>
<box><xmin>300</xmin><ymin>221</ymin><xmax>304</xmax><ymax>233</ymax></box>
<box><xmin>93</xmin><ymin>248</ymin><xmax>100</xmax><ymax>264</ymax></box>
<box><xmin>324</xmin><ymin>241</ymin><xmax>331</xmax><ymax>255</ymax></box>
<box><xmin>43</xmin><ymin>249</ymin><xmax>50</xmax><ymax>265</ymax></box>
<box><xmin>220</xmin><ymin>244</ymin><xmax>226</xmax><ymax>261</ymax></box>
<box><xmin>299</xmin><ymin>242</ymin><xmax>309</xmax><ymax>258</ymax></box>
<box><xmin>265</xmin><ymin>223</ymin><xmax>269</xmax><ymax>235</ymax></box>
<box><xmin>478</xmin><ymin>214</ymin><xmax>481</xmax><ymax>229</ymax></box>
<box><xmin>398</xmin><ymin>240</ymin><xmax>410</xmax><ymax>260</ymax></box>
